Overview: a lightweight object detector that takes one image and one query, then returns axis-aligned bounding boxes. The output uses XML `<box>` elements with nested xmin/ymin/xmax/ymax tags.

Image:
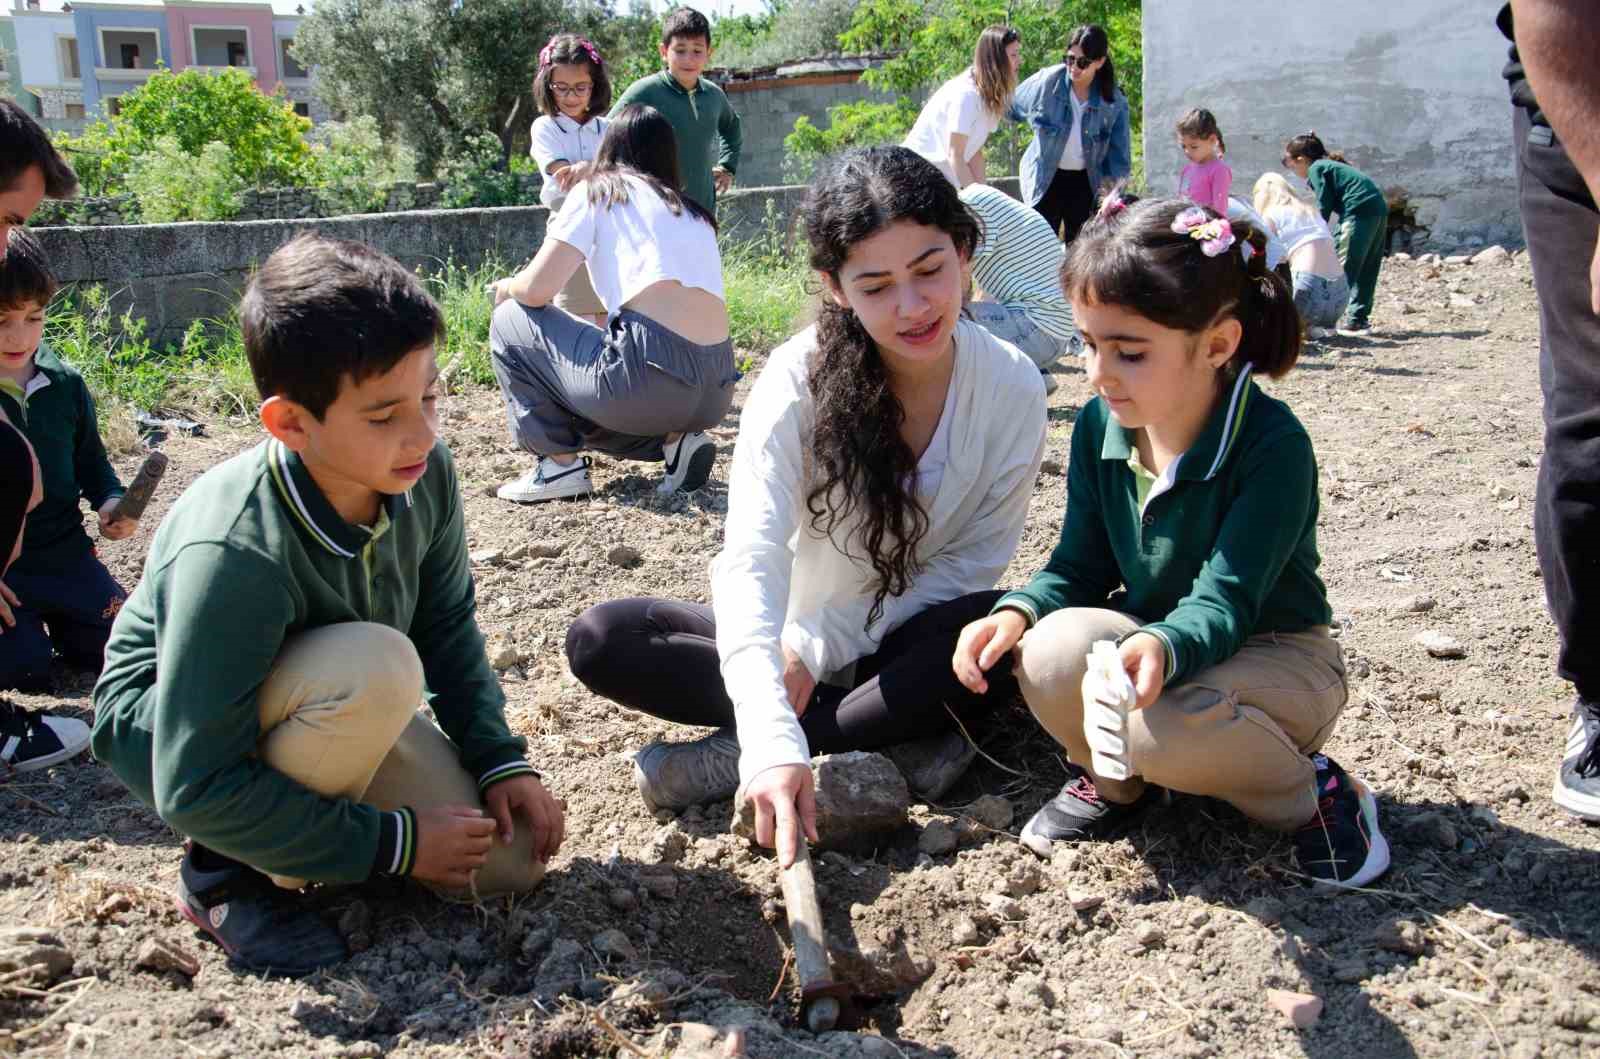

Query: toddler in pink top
<box><xmin>1176</xmin><ymin>107</ymin><xmax>1232</xmax><ymax>213</ymax></box>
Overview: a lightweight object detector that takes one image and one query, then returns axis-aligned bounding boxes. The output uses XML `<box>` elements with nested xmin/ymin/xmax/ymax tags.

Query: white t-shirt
<box><xmin>1226</xmin><ymin>198</ymin><xmax>1288</xmax><ymax>272</ymax></box>
<box><xmin>1261</xmin><ymin>202</ymin><xmax>1336</xmax><ymax>257</ymax></box>
<box><xmin>1057</xmin><ymin>90</ymin><xmax>1086</xmax><ymax>171</ymax></box>
<box><xmin>902</xmin><ymin>70</ymin><xmax>1002</xmax><ymax>186</ymax></box>
<box><xmin>529</xmin><ymin>113</ymin><xmax>608</xmax><ymax>210</ymax></box>
<box><xmin>545</xmin><ymin>172</ymin><xmax>724</xmax><ymax>315</ymax></box>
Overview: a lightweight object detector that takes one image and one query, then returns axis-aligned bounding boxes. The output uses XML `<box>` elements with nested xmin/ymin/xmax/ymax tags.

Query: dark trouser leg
<box><xmin>0</xmin><ymin>551</ymin><xmax>126</xmax><ymax>683</ymax></box>
<box><xmin>1338</xmin><ymin>210</ymin><xmax>1387</xmax><ymax>328</ymax></box>
<box><xmin>1034</xmin><ymin>169</ymin><xmax>1093</xmax><ymax>242</ymax></box>
<box><xmin>566</xmin><ymin>591</ymin><xmax>1015</xmax><ymax>747</ymax></box>
<box><xmin>1517</xmin><ymin>107</ymin><xmax>1600</xmax><ymax>702</ymax></box>
<box><xmin>0</xmin><ymin>598</ymin><xmax>53</xmax><ymax>692</ymax></box>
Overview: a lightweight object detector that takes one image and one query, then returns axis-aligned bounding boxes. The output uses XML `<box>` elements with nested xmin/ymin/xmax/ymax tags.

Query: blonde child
<box><xmin>1176</xmin><ymin>108</ymin><xmax>1231</xmax><ymax>213</ymax></box>
<box><xmin>953</xmin><ymin>198</ymin><xmax>1389</xmax><ymax>889</ymax></box>
<box><xmin>1253</xmin><ymin>172</ymin><xmax>1349</xmax><ymax>336</ymax></box>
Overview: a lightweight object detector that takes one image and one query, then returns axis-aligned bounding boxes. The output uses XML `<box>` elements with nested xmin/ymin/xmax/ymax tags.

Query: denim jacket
<box><xmin>1007</xmin><ymin>65</ymin><xmax>1132</xmax><ymax>207</ymax></box>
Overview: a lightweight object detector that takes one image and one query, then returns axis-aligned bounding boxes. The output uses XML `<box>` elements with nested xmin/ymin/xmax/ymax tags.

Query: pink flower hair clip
<box><xmin>1097</xmin><ymin>191</ymin><xmax>1127</xmax><ymax>221</ymax></box>
<box><xmin>539</xmin><ymin>39</ymin><xmax>556</xmax><ymax>68</ymax></box>
<box><xmin>579</xmin><ymin>39</ymin><xmax>602</xmax><ymax>66</ymax></box>
<box><xmin>1171</xmin><ymin>206</ymin><xmax>1236</xmax><ymax>257</ymax></box>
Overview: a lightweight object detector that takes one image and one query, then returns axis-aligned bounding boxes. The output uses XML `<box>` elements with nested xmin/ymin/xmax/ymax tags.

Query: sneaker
<box><xmin>1019</xmin><ymin>773</ymin><xmax>1157</xmax><ymax>856</ymax></box>
<box><xmin>0</xmin><ymin>698</ymin><xmax>91</xmax><ymax>774</ymax></box>
<box><xmin>884</xmin><ymin>728</ymin><xmax>978</xmax><ymax>802</ymax></box>
<box><xmin>1336</xmin><ymin>324</ymin><xmax>1372</xmax><ymax>337</ymax></box>
<box><xmin>632</xmin><ymin>726</ymin><xmax>740</xmax><ymax>812</ymax></box>
<box><xmin>1306</xmin><ymin>325</ymin><xmax>1336</xmax><ymax>340</ymax></box>
<box><xmin>177</xmin><ymin>846</ymin><xmax>349</xmax><ymax>977</ymax></box>
<box><xmin>497</xmin><ymin>456</ymin><xmax>592</xmax><ymax>503</ymax></box>
<box><xmin>1294</xmin><ymin>754</ymin><xmax>1390</xmax><ymax>888</ymax></box>
<box><xmin>657</xmin><ymin>432</ymin><xmax>715</xmax><ymax>495</ymax></box>
<box><xmin>1552</xmin><ymin>699</ymin><xmax>1600</xmax><ymax>821</ymax></box>
<box><xmin>1040</xmin><ymin>369</ymin><xmax>1059</xmax><ymax>396</ymax></box>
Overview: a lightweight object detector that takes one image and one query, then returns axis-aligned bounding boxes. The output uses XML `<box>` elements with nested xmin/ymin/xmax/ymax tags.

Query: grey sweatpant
<box><xmin>490</xmin><ymin>301</ymin><xmax>737</xmax><ymax>462</ymax></box>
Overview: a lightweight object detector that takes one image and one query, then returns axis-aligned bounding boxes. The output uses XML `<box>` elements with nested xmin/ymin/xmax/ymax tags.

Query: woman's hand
<box><xmin>487</xmin><ymin>279</ymin><xmax>511</xmax><ymax>307</ymax></box>
<box><xmin>952</xmin><ymin>609</ymin><xmax>1028</xmax><ymax>694</ymax></box>
<box><xmin>781</xmin><ymin>646</ymin><xmax>816</xmax><ymax>718</ymax></box>
<box><xmin>743</xmin><ymin>763</ymin><xmax>818</xmax><ymax>868</ymax></box>
<box><xmin>1118</xmin><ymin>632</ymin><xmax>1167</xmax><ymax>710</ymax></box>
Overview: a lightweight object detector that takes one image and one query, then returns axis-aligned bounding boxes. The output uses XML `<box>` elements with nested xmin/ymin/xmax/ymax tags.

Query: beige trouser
<box><xmin>1015</xmin><ymin>608</ymin><xmax>1347</xmax><ymax>830</ymax></box>
<box><xmin>257</xmin><ymin>622</ymin><xmax>544</xmax><ymax>896</ymax></box>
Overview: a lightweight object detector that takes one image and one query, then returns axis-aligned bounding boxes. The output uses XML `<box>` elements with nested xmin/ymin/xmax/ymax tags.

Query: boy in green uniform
<box><xmin>92</xmin><ymin>233</ymin><xmax>565</xmax><ymax>977</ymax></box>
<box><xmin>610</xmin><ymin>6</ymin><xmax>741</xmax><ymax>214</ymax></box>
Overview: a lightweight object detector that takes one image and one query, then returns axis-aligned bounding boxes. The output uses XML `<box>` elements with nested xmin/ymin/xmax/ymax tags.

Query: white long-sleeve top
<box><xmin>712</xmin><ymin>319</ymin><xmax>1048</xmax><ymax>786</ymax></box>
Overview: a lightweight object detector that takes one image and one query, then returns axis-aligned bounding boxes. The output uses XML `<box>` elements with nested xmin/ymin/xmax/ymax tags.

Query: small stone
<box><xmin>1529</xmin><ymin>860</ymin><xmax>1552</xmax><ymax>886</ymax></box>
<box><xmin>337</xmin><ymin>900</ymin><xmax>372</xmax><ymax>941</ymax></box>
<box><xmin>534</xmin><ymin>938</ymin><xmax>586</xmax><ymax>996</ymax></box>
<box><xmin>736</xmin><ymin>752</ymin><xmax>910</xmax><ymax>853</ymax></box>
<box><xmin>1135</xmin><ymin>924</ymin><xmax>1164</xmax><ymax>949</ymax></box>
<box><xmin>607</xmin><ymin>544</ymin><xmax>642</xmax><ymax>568</ymax></box>
<box><xmin>967</xmin><ymin>794</ymin><xmax>1013</xmax><ymax>830</ymax></box>
<box><xmin>1444</xmin><ymin>254</ymin><xmax>1472</xmax><ymax>265</ymax></box>
<box><xmin>608</xmin><ymin>887</ymin><xmax>639</xmax><ymax>912</ymax></box>
<box><xmin>525</xmin><ymin>541</ymin><xmax>566</xmax><ymax>558</ymax></box>
<box><xmin>487</xmin><ymin>637</ymin><xmax>519</xmax><ymax>670</ymax></box>
<box><xmin>136</xmin><ymin>938</ymin><xmax>200</xmax><ymax>978</ymax></box>
<box><xmin>1448</xmin><ymin>293</ymin><xmax>1477</xmax><ymax>309</ymax></box>
<box><xmin>982</xmin><ymin>893</ymin><xmax>1022</xmax><ymax>920</ymax></box>
<box><xmin>638</xmin><ymin>870</ymin><xmax>679</xmax><ymax>900</ymax></box>
<box><xmin>647</xmin><ymin>823</ymin><xmax>689</xmax><ymax>864</ymax></box>
<box><xmin>1267</xmin><ymin>989</ymin><xmax>1324</xmax><ymax>1029</ymax></box>
<box><xmin>830</xmin><ymin>938</ymin><xmax>935</xmax><ymax>993</ymax></box>
<box><xmin>1003</xmin><ymin>863</ymin><xmax>1043</xmax><ymax>898</ymax></box>
<box><xmin>1389</xmin><ymin>593</ymin><xmax>1437</xmax><ymax>617</ymax></box>
<box><xmin>1471</xmin><ymin>245</ymin><xmax>1510</xmax><ymax>266</ymax></box>
<box><xmin>1039</xmin><ymin>458</ymin><xmax>1064</xmax><ymax>476</ymax></box>
<box><xmin>1372</xmin><ymin>920</ymin><xmax>1427</xmax><ymax>956</ymax></box>
<box><xmin>95</xmin><ymin>893</ymin><xmax>133</xmax><ymax>921</ymax></box>
<box><xmin>1009</xmin><ymin>973</ymin><xmax>1055</xmax><ymax>1011</ymax></box>
<box><xmin>1415</xmin><ymin>630</ymin><xmax>1467</xmax><ymax>659</ymax></box>
<box><xmin>469</xmin><ymin>548</ymin><xmax>503</xmax><ymax>565</ymax></box>
<box><xmin>951</xmin><ymin>915</ymin><xmax>982</xmax><ymax>946</ymax></box>
<box><xmin>1406</xmin><ymin>812</ymin><xmax>1458</xmax><ymax>851</ymax></box>
<box><xmin>1246</xmin><ymin>896</ymin><xmax>1284</xmax><ymax>925</ymax></box>
<box><xmin>1333</xmin><ymin>959</ymin><xmax>1368</xmax><ymax>984</ymax></box>
<box><xmin>592</xmin><ymin>928</ymin><xmax>637</xmax><ymax>962</ymax></box>
<box><xmin>1068</xmin><ymin>889</ymin><xmax>1104</xmax><ymax>913</ymax></box>
<box><xmin>917</xmin><ymin>820</ymin><xmax>958</xmax><ymax>856</ymax></box>
<box><xmin>1488</xmin><ymin>482</ymin><xmax>1515</xmax><ymax>500</ymax></box>
<box><xmin>1469</xmin><ymin>806</ymin><xmax>1501</xmax><ymax>830</ymax></box>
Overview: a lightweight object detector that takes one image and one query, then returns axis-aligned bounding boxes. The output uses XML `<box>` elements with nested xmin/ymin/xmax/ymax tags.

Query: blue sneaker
<box><xmin>1295</xmin><ymin>755</ymin><xmax>1390</xmax><ymax>888</ymax></box>
<box><xmin>177</xmin><ymin>846</ymin><xmax>348</xmax><ymax>977</ymax></box>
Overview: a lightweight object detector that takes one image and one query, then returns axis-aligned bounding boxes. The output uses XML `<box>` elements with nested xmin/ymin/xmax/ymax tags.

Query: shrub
<box><xmin>438</xmin><ymin>133</ymin><xmax>527</xmax><ymax>209</ymax></box>
<box><xmin>311</xmin><ymin>116</ymin><xmax>419</xmax><ymax>215</ymax></box>
<box><xmin>124</xmin><ymin>136</ymin><xmax>244</xmax><ymax>222</ymax></box>
<box><xmin>783</xmin><ymin>98</ymin><xmax>919</xmax><ymax>183</ymax></box>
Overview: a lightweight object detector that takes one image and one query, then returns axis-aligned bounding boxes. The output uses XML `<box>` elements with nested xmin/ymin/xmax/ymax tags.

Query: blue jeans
<box><xmin>1292</xmin><ymin>272</ymin><xmax>1351</xmax><ymax>329</ymax></box>
<box><xmin>964</xmin><ymin>300</ymin><xmax>1074</xmax><ymax>371</ymax></box>
<box><xmin>0</xmin><ymin>548</ymin><xmax>126</xmax><ymax>692</ymax></box>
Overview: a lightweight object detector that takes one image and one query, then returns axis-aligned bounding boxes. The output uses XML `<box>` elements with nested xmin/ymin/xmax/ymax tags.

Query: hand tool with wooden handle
<box><xmin>780</xmin><ymin>842</ymin><xmax>849</xmax><ymax>1032</ymax></box>
<box><xmin>109</xmin><ymin>450</ymin><xmax>168</xmax><ymax>522</ymax></box>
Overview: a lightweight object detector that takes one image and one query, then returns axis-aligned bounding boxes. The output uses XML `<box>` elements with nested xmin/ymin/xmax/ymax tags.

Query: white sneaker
<box><xmin>657</xmin><ymin>432</ymin><xmax>715</xmax><ymax>495</ymax></box>
<box><xmin>497</xmin><ymin>456</ymin><xmax>592</xmax><ymax>503</ymax></box>
<box><xmin>1306</xmin><ymin>326</ymin><xmax>1335</xmax><ymax>340</ymax></box>
<box><xmin>1336</xmin><ymin>325</ymin><xmax>1372</xmax><ymax>338</ymax></box>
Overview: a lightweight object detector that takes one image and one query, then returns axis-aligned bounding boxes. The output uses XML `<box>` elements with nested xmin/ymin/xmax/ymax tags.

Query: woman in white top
<box><xmin>1252</xmin><ymin>172</ymin><xmax>1350</xmax><ymax>335</ymax></box>
<box><xmin>564</xmin><ymin>147</ymin><xmax>1047</xmax><ymax>864</ymax></box>
<box><xmin>902</xmin><ymin>25</ymin><xmax>1021</xmax><ymax>188</ymax></box>
<box><xmin>529</xmin><ymin>34</ymin><xmax>612</xmax><ymax>326</ymax></box>
<box><xmin>489</xmin><ymin>105</ymin><xmax>736</xmax><ymax>503</ymax></box>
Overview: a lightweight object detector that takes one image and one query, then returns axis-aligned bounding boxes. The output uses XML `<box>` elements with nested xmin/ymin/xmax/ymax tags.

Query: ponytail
<box><xmin>1232</xmin><ymin>223</ymin><xmax>1302</xmax><ymax>378</ymax></box>
<box><xmin>1066</xmin><ymin>24</ymin><xmax>1118</xmax><ymax>104</ymax></box>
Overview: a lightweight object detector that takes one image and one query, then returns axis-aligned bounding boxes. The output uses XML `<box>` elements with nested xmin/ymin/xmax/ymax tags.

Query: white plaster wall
<box><xmin>14</xmin><ymin>13</ymin><xmax>74</xmax><ymax>86</ymax></box>
<box><xmin>1143</xmin><ymin>0</ymin><xmax>1515</xmax><ymax>248</ymax></box>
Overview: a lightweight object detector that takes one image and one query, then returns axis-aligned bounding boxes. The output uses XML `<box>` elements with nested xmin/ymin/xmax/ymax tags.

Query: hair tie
<box><xmin>538</xmin><ymin>38</ymin><xmax>556</xmax><ymax>69</ymax></box>
<box><xmin>1171</xmin><ymin>206</ymin><xmax>1236</xmax><ymax>257</ymax></box>
<box><xmin>580</xmin><ymin>39</ymin><xmax>602</xmax><ymax>66</ymax></box>
<box><xmin>1097</xmin><ymin>191</ymin><xmax>1127</xmax><ymax>221</ymax></box>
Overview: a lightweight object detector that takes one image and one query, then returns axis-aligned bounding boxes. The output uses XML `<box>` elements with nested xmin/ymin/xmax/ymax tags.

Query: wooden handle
<box><xmin>780</xmin><ymin>842</ymin><xmax>832</xmax><ymax>991</ymax></box>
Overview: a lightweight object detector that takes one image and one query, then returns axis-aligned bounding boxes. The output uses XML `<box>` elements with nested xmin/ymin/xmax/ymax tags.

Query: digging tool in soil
<box><xmin>780</xmin><ymin>842</ymin><xmax>853</xmax><ymax>1032</ymax></box>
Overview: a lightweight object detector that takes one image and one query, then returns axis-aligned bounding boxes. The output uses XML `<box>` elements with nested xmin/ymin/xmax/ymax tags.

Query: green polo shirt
<box><xmin>0</xmin><ymin>341</ymin><xmax>124</xmax><ymax>572</ymax></box>
<box><xmin>610</xmin><ymin>71</ymin><xmax>742</xmax><ymax>213</ymax></box>
<box><xmin>1308</xmin><ymin>158</ymin><xmax>1387</xmax><ymax>221</ymax></box>
<box><xmin>91</xmin><ymin>438</ymin><xmax>535</xmax><ymax>884</ymax></box>
<box><xmin>996</xmin><ymin>370</ymin><xmax>1332</xmax><ymax>685</ymax></box>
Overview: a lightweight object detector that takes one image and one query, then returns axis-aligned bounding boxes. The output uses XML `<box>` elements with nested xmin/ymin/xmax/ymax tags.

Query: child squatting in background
<box><xmin>1282</xmin><ymin>131</ymin><xmax>1389</xmax><ymax>335</ymax></box>
<box><xmin>0</xmin><ymin>228</ymin><xmax>134</xmax><ymax>773</ymax></box>
<box><xmin>529</xmin><ymin>33</ymin><xmax>612</xmax><ymax>328</ymax></box>
<box><xmin>1176</xmin><ymin>107</ymin><xmax>1232</xmax><ymax>214</ymax></box>
<box><xmin>1253</xmin><ymin>171</ymin><xmax>1349</xmax><ymax>336</ymax></box>
<box><xmin>952</xmin><ymin>197</ymin><xmax>1391</xmax><ymax>889</ymax></box>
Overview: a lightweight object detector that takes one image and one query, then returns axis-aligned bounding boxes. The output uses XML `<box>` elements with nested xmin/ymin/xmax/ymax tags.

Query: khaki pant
<box><xmin>1015</xmin><ymin>608</ymin><xmax>1347</xmax><ymax>830</ymax></box>
<box><xmin>257</xmin><ymin>622</ymin><xmax>544</xmax><ymax>896</ymax></box>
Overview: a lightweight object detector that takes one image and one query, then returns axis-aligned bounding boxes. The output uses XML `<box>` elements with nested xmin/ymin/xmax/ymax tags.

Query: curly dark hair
<box><xmin>801</xmin><ymin>146</ymin><xmax>980</xmax><ymax>627</ymax></box>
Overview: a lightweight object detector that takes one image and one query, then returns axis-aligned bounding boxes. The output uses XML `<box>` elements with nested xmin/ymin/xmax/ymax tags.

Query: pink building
<box><xmin>163</xmin><ymin>0</ymin><xmax>278</xmax><ymax>93</ymax></box>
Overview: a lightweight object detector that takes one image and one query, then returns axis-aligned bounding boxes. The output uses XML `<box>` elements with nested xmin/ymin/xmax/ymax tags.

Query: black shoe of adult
<box><xmin>1554</xmin><ymin>699</ymin><xmax>1600</xmax><ymax>822</ymax></box>
<box><xmin>1019</xmin><ymin>773</ymin><xmax>1159</xmax><ymax>857</ymax></box>
<box><xmin>177</xmin><ymin>846</ymin><xmax>349</xmax><ymax>977</ymax></box>
<box><xmin>1294</xmin><ymin>754</ymin><xmax>1390</xmax><ymax>889</ymax></box>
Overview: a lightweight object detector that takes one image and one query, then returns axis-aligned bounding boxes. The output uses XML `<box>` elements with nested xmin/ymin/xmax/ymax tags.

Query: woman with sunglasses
<box><xmin>1007</xmin><ymin>24</ymin><xmax>1131</xmax><ymax>244</ymax></box>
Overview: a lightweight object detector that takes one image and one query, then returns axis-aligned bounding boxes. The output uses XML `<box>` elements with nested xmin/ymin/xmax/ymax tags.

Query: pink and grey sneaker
<box><xmin>177</xmin><ymin>845</ymin><xmax>348</xmax><ymax>978</ymax></box>
<box><xmin>1294</xmin><ymin>755</ymin><xmax>1391</xmax><ymax>888</ymax></box>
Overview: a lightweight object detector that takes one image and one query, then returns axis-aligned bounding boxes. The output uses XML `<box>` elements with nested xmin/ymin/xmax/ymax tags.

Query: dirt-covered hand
<box><xmin>411</xmin><ymin>805</ymin><xmax>496</xmax><ymax>888</ymax></box>
<box><xmin>952</xmin><ymin>610</ymin><xmax>1027</xmax><ymax>694</ymax></box>
<box><xmin>97</xmin><ymin>499</ymin><xmax>136</xmax><ymax>541</ymax></box>
<box><xmin>744</xmin><ymin>763</ymin><xmax>817</xmax><ymax>869</ymax></box>
<box><xmin>1118</xmin><ymin>632</ymin><xmax>1167</xmax><ymax>710</ymax></box>
<box><xmin>714</xmin><ymin>167</ymin><xmax>733</xmax><ymax>193</ymax></box>
<box><xmin>484</xmin><ymin>773</ymin><xmax>566</xmax><ymax>863</ymax></box>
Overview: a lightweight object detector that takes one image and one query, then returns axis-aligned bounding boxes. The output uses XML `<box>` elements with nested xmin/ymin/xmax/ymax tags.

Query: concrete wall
<box><xmin>1142</xmin><ymin>0</ymin><xmax>1515</xmax><ymax>249</ymax></box>
<box><xmin>29</xmin><ymin>183</ymin><xmax>840</xmax><ymax>344</ymax></box>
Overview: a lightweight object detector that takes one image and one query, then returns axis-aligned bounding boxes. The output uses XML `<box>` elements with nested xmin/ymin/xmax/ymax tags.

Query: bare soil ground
<box><xmin>4</xmin><ymin>251</ymin><xmax>1599</xmax><ymax>1059</ymax></box>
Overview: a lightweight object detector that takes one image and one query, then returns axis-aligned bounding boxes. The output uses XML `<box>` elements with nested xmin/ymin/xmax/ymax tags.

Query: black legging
<box><xmin>565</xmin><ymin>591</ymin><xmax>1016</xmax><ymax>752</ymax></box>
<box><xmin>1034</xmin><ymin>167</ymin><xmax>1096</xmax><ymax>244</ymax></box>
<box><xmin>0</xmin><ymin>420</ymin><xmax>35</xmax><ymax>572</ymax></box>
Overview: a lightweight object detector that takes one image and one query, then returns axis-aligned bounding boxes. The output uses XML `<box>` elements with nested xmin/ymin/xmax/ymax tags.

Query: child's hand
<box><xmin>410</xmin><ymin>805</ymin><xmax>497</xmax><ymax>888</ymax></box>
<box><xmin>483</xmin><ymin>773</ymin><xmax>566</xmax><ymax>863</ymax></box>
<box><xmin>743</xmin><ymin>763</ymin><xmax>818</xmax><ymax>869</ymax></box>
<box><xmin>952</xmin><ymin>610</ymin><xmax>1028</xmax><ymax>693</ymax></box>
<box><xmin>781</xmin><ymin>646</ymin><xmax>816</xmax><ymax>718</ymax></box>
<box><xmin>0</xmin><ymin>579</ymin><xmax>18</xmax><ymax>632</ymax></box>
<box><xmin>713</xmin><ymin>167</ymin><xmax>733</xmax><ymax>193</ymax></box>
<box><xmin>553</xmin><ymin>164</ymin><xmax>586</xmax><ymax>191</ymax></box>
<box><xmin>1119</xmin><ymin>632</ymin><xmax>1167</xmax><ymax>710</ymax></box>
<box><xmin>97</xmin><ymin>500</ymin><xmax>136</xmax><ymax>541</ymax></box>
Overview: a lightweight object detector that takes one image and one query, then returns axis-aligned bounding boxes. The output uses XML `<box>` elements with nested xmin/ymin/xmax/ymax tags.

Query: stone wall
<box><xmin>29</xmin><ymin>182</ymin><xmax>843</xmax><ymax>345</ymax></box>
<box><xmin>1142</xmin><ymin>0</ymin><xmax>1516</xmax><ymax>249</ymax></box>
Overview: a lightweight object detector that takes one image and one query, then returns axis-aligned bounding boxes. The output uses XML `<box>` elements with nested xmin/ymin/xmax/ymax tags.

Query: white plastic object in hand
<box><xmin>1081</xmin><ymin>640</ymin><xmax>1137</xmax><ymax>781</ymax></box>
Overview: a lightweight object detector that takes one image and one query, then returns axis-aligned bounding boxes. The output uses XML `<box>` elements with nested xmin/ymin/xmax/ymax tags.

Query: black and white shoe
<box><xmin>177</xmin><ymin>845</ymin><xmax>348</xmax><ymax>977</ymax></box>
<box><xmin>0</xmin><ymin>698</ymin><xmax>91</xmax><ymax>774</ymax></box>
<box><xmin>657</xmin><ymin>432</ymin><xmax>715</xmax><ymax>495</ymax></box>
<box><xmin>1294</xmin><ymin>754</ymin><xmax>1390</xmax><ymax>888</ymax></box>
<box><xmin>1553</xmin><ymin>700</ymin><xmax>1600</xmax><ymax>821</ymax></box>
<box><xmin>497</xmin><ymin>456</ymin><xmax>593</xmax><ymax>503</ymax></box>
<box><xmin>1019</xmin><ymin>773</ymin><xmax>1158</xmax><ymax>856</ymax></box>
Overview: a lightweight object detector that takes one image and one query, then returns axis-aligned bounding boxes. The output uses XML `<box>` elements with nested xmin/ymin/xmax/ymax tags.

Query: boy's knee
<box><xmin>340</xmin><ymin>623</ymin><xmax>424</xmax><ymax>719</ymax></box>
<box><xmin>1016</xmin><ymin>609</ymin><xmax>1101</xmax><ymax>705</ymax></box>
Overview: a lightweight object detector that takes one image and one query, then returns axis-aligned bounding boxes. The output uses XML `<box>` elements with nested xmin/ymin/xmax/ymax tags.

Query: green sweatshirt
<box><xmin>0</xmin><ymin>341</ymin><xmax>123</xmax><ymax>572</ymax></box>
<box><xmin>610</xmin><ymin>71</ymin><xmax>742</xmax><ymax>213</ymax></box>
<box><xmin>91</xmin><ymin>438</ymin><xmax>535</xmax><ymax>884</ymax></box>
<box><xmin>1308</xmin><ymin>158</ymin><xmax>1387</xmax><ymax>221</ymax></box>
<box><xmin>996</xmin><ymin>371</ymin><xmax>1332</xmax><ymax>685</ymax></box>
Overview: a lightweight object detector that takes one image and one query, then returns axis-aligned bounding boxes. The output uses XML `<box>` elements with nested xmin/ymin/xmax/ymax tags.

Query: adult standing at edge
<box><xmin>1007</xmin><ymin>24</ymin><xmax>1131</xmax><ymax>244</ymax></box>
<box><xmin>0</xmin><ymin>99</ymin><xmax>79</xmax><ymax>249</ymax></box>
<box><xmin>1499</xmin><ymin>2</ymin><xmax>1600</xmax><ymax>821</ymax></box>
